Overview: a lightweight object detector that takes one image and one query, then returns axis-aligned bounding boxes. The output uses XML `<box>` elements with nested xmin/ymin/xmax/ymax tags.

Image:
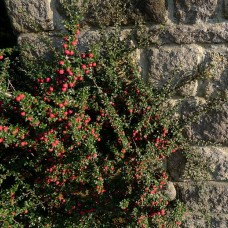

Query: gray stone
<box><xmin>174</xmin><ymin>0</ymin><xmax>219</xmax><ymax>24</ymax></box>
<box><xmin>175</xmin><ymin>182</ymin><xmax>228</xmax><ymax>213</ymax></box>
<box><xmin>146</xmin><ymin>44</ymin><xmax>228</xmax><ymax>98</ymax></box>
<box><xmin>145</xmin><ymin>23</ymin><xmax>228</xmax><ymax>45</ymax></box>
<box><xmin>72</xmin><ymin>0</ymin><xmax>140</xmax><ymax>26</ymax></box>
<box><xmin>4</xmin><ymin>0</ymin><xmax>54</xmax><ymax>33</ymax></box>
<box><xmin>196</xmin><ymin>46</ymin><xmax>228</xmax><ymax>98</ymax></box>
<box><xmin>163</xmin><ymin>181</ymin><xmax>177</xmax><ymax>201</ymax></box>
<box><xmin>172</xmin><ymin>147</ymin><xmax>228</xmax><ymax>181</ymax></box>
<box><xmin>182</xmin><ymin>212</ymin><xmax>228</xmax><ymax>228</ymax></box>
<box><xmin>18</xmin><ymin>33</ymin><xmax>62</xmax><ymax>61</ymax></box>
<box><xmin>78</xmin><ymin>29</ymin><xmax>101</xmax><ymax>51</ymax></box>
<box><xmin>198</xmin><ymin>147</ymin><xmax>228</xmax><ymax>180</ymax></box>
<box><xmin>181</xmin><ymin>100</ymin><xmax>228</xmax><ymax>145</ymax></box>
<box><xmin>211</xmin><ymin>214</ymin><xmax>228</xmax><ymax>228</ymax></box>
<box><xmin>138</xmin><ymin>0</ymin><xmax>168</xmax><ymax>23</ymax></box>
<box><xmin>146</xmin><ymin>44</ymin><xmax>205</xmax><ymax>96</ymax></box>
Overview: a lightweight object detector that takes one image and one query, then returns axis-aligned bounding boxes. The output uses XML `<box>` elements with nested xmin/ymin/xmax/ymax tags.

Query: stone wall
<box><xmin>3</xmin><ymin>0</ymin><xmax>228</xmax><ymax>227</ymax></box>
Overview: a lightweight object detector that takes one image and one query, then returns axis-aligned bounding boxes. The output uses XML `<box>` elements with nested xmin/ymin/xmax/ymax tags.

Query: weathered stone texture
<box><xmin>168</xmin><ymin>147</ymin><xmax>228</xmax><ymax>181</ymax></box>
<box><xmin>145</xmin><ymin>23</ymin><xmax>228</xmax><ymax>45</ymax></box>
<box><xmin>174</xmin><ymin>0</ymin><xmax>220</xmax><ymax>24</ymax></box>
<box><xmin>4</xmin><ymin>0</ymin><xmax>54</xmax><ymax>33</ymax></box>
<box><xmin>163</xmin><ymin>181</ymin><xmax>177</xmax><ymax>201</ymax></box>
<box><xmin>138</xmin><ymin>0</ymin><xmax>168</xmax><ymax>23</ymax></box>
<box><xmin>147</xmin><ymin>44</ymin><xmax>205</xmax><ymax>96</ymax></box>
<box><xmin>181</xmin><ymin>101</ymin><xmax>228</xmax><ymax>145</ymax></box>
<box><xmin>18</xmin><ymin>33</ymin><xmax>62</xmax><ymax>60</ymax></box>
<box><xmin>182</xmin><ymin>212</ymin><xmax>228</xmax><ymax>228</ymax></box>
<box><xmin>176</xmin><ymin>182</ymin><xmax>228</xmax><ymax>213</ymax></box>
<box><xmin>146</xmin><ymin>44</ymin><xmax>228</xmax><ymax>97</ymax></box>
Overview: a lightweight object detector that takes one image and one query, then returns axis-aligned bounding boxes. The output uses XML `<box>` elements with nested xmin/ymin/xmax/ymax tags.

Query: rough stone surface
<box><xmin>4</xmin><ymin>0</ymin><xmax>54</xmax><ymax>33</ymax></box>
<box><xmin>174</xmin><ymin>0</ymin><xmax>219</xmax><ymax>24</ymax></box>
<box><xmin>18</xmin><ymin>33</ymin><xmax>61</xmax><ymax>60</ymax></box>
<box><xmin>145</xmin><ymin>23</ymin><xmax>228</xmax><ymax>45</ymax></box>
<box><xmin>181</xmin><ymin>101</ymin><xmax>228</xmax><ymax>145</ymax></box>
<box><xmin>146</xmin><ymin>44</ymin><xmax>228</xmax><ymax>97</ymax></box>
<box><xmin>163</xmin><ymin>181</ymin><xmax>177</xmax><ymax>201</ymax></box>
<box><xmin>168</xmin><ymin>147</ymin><xmax>228</xmax><ymax>181</ymax></box>
<box><xmin>175</xmin><ymin>182</ymin><xmax>228</xmax><ymax>213</ymax></box>
<box><xmin>147</xmin><ymin>44</ymin><xmax>205</xmax><ymax>95</ymax></box>
<box><xmin>198</xmin><ymin>147</ymin><xmax>228</xmax><ymax>180</ymax></box>
<box><xmin>138</xmin><ymin>0</ymin><xmax>168</xmax><ymax>23</ymax></box>
<box><xmin>182</xmin><ymin>212</ymin><xmax>228</xmax><ymax>228</ymax></box>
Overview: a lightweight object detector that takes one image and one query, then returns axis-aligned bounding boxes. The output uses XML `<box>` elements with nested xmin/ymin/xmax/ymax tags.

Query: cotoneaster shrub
<box><xmin>0</xmin><ymin>12</ymin><xmax>186</xmax><ymax>228</ymax></box>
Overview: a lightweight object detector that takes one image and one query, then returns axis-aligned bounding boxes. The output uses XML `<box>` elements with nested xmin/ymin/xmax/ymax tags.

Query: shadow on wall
<box><xmin>0</xmin><ymin>0</ymin><xmax>17</xmax><ymax>48</ymax></box>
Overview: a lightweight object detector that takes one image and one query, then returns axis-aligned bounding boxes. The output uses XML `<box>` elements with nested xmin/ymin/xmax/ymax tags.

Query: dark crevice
<box><xmin>0</xmin><ymin>1</ymin><xmax>17</xmax><ymax>48</ymax></box>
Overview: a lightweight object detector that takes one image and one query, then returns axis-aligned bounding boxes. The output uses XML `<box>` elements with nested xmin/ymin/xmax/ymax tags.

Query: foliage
<box><xmin>0</xmin><ymin>6</ymin><xmax>190</xmax><ymax>228</ymax></box>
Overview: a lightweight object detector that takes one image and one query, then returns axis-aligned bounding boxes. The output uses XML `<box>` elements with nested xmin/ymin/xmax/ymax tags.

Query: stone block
<box><xmin>17</xmin><ymin>33</ymin><xmax>61</xmax><ymax>61</ymax></box>
<box><xmin>4</xmin><ymin>0</ymin><xmax>54</xmax><ymax>33</ymax></box>
<box><xmin>138</xmin><ymin>0</ymin><xmax>168</xmax><ymax>23</ymax></box>
<box><xmin>197</xmin><ymin>147</ymin><xmax>228</xmax><ymax>181</ymax></box>
<box><xmin>146</xmin><ymin>44</ymin><xmax>204</xmax><ymax>96</ymax></box>
<box><xmin>175</xmin><ymin>182</ymin><xmax>228</xmax><ymax>214</ymax></box>
<box><xmin>174</xmin><ymin>0</ymin><xmax>219</xmax><ymax>24</ymax></box>
<box><xmin>163</xmin><ymin>181</ymin><xmax>177</xmax><ymax>201</ymax></box>
<box><xmin>146</xmin><ymin>44</ymin><xmax>228</xmax><ymax>98</ymax></box>
<box><xmin>181</xmin><ymin>100</ymin><xmax>228</xmax><ymax>145</ymax></box>
<box><xmin>168</xmin><ymin>147</ymin><xmax>228</xmax><ymax>181</ymax></box>
<box><xmin>182</xmin><ymin>212</ymin><xmax>228</xmax><ymax>228</ymax></box>
<box><xmin>145</xmin><ymin>23</ymin><xmax>228</xmax><ymax>45</ymax></box>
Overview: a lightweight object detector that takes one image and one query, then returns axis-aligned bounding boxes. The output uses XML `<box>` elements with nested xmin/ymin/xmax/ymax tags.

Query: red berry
<box><xmin>21</xmin><ymin>112</ymin><xmax>26</xmax><ymax>116</ymax></box>
<box><xmin>58</xmin><ymin>69</ymin><xmax>64</xmax><ymax>75</ymax></box>
<box><xmin>62</xmin><ymin>83</ymin><xmax>68</xmax><ymax>88</ymax></box>
<box><xmin>161</xmin><ymin>209</ymin><xmax>165</xmax><ymax>216</ymax></box>
<box><xmin>49</xmin><ymin>113</ymin><xmax>55</xmax><ymax>118</ymax></box>
<box><xmin>16</xmin><ymin>96</ymin><xmax>21</xmax><ymax>102</ymax></box>
<box><xmin>45</xmin><ymin>77</ymin><xmax>51</xmax><ymax>82</ymax></box>
<box><xmin>0</xmin><ymin>56</ymin><xmax>3</xmax><ymax>60</ymax></box>
<box><xmin>59</xmin><ymin>60</ymin><xmax>64</xmax><ymax>65</ymax></box>
<box><xmin>68</xmin><ymin>83</ymin><xmax>74</xmax><ymax>88</ymax></box>
<box><xmin>20</xmin><ymin>94</ymin><xmax>25</xmax><ymax>99</ymax></box>
<box><xmin>66</xmin><ymin>68</ymin><xmax>73</xmax><ymax>76</ymax></box>
<box><xmin>61</xmin><ymin>87</ymin><xmax>67</xmax><ymax>92</ymax></box>
<box><xmin>88</xmin><ymin>53</ymin><xmax>94</xmax><ymax>58</ymax></box>
<box><xmin>63</xmin><ymin>44</ymin><xmax>68</xmax><ymax>49</ymax></box>
<box><xmin>81</xmin><ymin>53</ymin><xmax>86</xmax><ymax>59</ymax></box>
<box><xmin>92</xmin><ymin>62</ymin><xmax>96</xmax><ymax>67</ymax></box>
<box><xmin>64</xmin><ymin>50</ymin><xmax>70</xmax><ymax>55</ymax></box>
<box><xmin>81</xmin><ymin>64</ymin><xmax>86</xmax><ymax>69</ymax></box>
<box><xmin>71</xmin><ymin>40</ymin><xmax>78</xmax><ymax>46</ymax></box>
<box><xmin>49</xmin><ymin>87</ymin><xmax>54</xmax><ymax>92</ymax></box>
